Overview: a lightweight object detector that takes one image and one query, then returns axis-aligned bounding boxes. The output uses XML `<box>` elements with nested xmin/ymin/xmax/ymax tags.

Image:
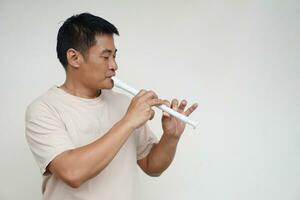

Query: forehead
<box><xmin>89</xmin><ymin>34</ymin><xmax>116</xmax><ymax>53</ymax></box>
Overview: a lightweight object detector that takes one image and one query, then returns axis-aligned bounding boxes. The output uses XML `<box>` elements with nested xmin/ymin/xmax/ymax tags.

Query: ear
<box><xmin>66</xmin><ymin>48</ymin><xmax>83</xmax><ymax>69</ymax></box>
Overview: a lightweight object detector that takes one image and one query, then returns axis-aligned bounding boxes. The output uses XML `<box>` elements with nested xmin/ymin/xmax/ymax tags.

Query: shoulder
<box><xmin>25</xmin><ymin>87</ymin><xmax>60</xmax><ymax>120</ymax></box>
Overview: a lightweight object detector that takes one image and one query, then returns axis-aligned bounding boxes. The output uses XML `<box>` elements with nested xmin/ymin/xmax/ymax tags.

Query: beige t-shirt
<box><xmin>25</xmin><ymin>86</ymin><xmax>158</xmax><ymax>200</ymax></box>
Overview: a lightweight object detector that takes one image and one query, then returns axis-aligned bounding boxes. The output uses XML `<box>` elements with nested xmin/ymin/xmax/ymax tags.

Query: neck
<box><xmin>60</xmin><ymin>76</ymin><xmax>101</xmax><ymax>99</ymax></box>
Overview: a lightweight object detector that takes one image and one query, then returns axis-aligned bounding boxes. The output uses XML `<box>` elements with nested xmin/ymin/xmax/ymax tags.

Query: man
<box><xmin>25</xmin><ymin>13</ymin><xmax>198</xmax><ymax>200</ymax></box>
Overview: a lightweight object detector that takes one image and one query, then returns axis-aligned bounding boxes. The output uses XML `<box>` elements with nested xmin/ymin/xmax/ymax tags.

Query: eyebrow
<box><xmin>100</xmin><ymin>49</ymin><xmax>118</xmax><ymax>55</ymax></box>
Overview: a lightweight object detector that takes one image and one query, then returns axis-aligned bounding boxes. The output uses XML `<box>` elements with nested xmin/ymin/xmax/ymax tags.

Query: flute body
<box><xmin>112</xmin><ymin>77</ymin><xmax>198</xmax><ymax>129</ymax></box>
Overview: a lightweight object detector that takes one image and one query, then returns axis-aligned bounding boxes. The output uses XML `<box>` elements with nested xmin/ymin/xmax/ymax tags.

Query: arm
<box><xmin>48</xmin><ymin>118</ymin><xmax>134</xmax><ymax>188</ymax></box>
<box><xmin>138</xmin><ymin>98</ymin><xmax>198</xmax><ymax>176</ymax></box>
<box><xmin>137</xmin><ymin>133</ymin><xmax>179</xmax><ymax>177</ymax></box>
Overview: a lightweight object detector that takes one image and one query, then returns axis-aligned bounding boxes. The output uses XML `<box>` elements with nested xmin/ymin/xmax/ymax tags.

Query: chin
<box><xmin>98</xmin><ymin>79</ymin><xmax>114</xmax><ymax>90</ymax></box>
<box><xmin>103</xmin><ymin>85</ymin><xmax>114</xmax><ymax>90</ymax></box>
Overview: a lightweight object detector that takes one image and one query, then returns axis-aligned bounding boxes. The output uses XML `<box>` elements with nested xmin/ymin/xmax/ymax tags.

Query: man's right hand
<box><xmin>123</xmin><ymin>89</ymin><xmax>164</xmax><ymax>129</ymax></box>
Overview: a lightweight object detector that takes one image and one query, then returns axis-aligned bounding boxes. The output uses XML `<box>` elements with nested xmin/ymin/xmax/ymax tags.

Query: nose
<box><xmin>109</xmin><ymin>59</ymin><xmax>118</xmax><ymax>71</ymax></box>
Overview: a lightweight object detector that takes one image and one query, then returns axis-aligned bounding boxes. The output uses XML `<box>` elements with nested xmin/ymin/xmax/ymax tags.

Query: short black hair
<box><xmin>56</xmin><ymin>13</ymin><xmax>119</xmax><ymax>70</ymax></box>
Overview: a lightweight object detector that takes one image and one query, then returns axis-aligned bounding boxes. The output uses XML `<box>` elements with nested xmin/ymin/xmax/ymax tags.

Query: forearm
<box><xmin>50</xmin><ymin>117</ymin><xmax>135</xmax><ymax>187</ymax></box>
<box><xmin>146</xmin><ymin>133</ymin><xmax>180</xmax><ymax>175</ymax></box>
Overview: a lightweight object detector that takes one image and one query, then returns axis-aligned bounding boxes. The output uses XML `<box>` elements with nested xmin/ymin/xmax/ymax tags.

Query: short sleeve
<box><xmin>25</xmin><ymin>101</ymin><xmax>74</xmax><ymax>175</ymax></box>
<box><xmin>136</xmin><ymin>124</ymin><xmax>159</xmax><ymax>160</ymax></box>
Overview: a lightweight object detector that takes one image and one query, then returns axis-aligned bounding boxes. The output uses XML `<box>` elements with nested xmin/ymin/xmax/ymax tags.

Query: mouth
<box><xmin>106</xmin><ymin>74</ymin><xmax>116</xmax><ymax>78</ymax></box>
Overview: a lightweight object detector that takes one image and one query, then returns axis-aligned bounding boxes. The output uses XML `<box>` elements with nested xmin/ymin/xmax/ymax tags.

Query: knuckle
<box><xmin>149</xmin><ymin>90</ymin><xmax>157</xmax><ymax>98</ymax></box>
<box><xmin>151</xmin><ymin>98</ymin><xmax>159</xmax><ymax>104</ymax></box>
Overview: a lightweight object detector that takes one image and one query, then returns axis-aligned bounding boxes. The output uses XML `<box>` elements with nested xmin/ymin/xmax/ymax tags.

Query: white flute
<box><xmin>112</xmin><ymin>77</ymin><xmax>198</xmax><ymax>129</ymax></box>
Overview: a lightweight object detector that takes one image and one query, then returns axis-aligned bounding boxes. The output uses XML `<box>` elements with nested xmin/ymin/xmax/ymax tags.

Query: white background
<box><xmin>0</xmin><ymin>0</ymin><xmax>299</xmax><ymax>199</ymax></box>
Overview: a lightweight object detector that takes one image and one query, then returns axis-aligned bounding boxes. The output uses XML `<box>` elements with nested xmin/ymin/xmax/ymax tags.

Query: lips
<box><xmin>107</xmin><ymin>73</ymin><xmax>116</xmax><ymax>78</ymax></box>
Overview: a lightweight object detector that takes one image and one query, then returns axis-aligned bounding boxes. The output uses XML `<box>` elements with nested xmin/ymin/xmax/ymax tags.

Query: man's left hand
<box><xmin>161</xmin><ymin>99</ymin><xmax>198</xmax><ymax>139</ymax></box>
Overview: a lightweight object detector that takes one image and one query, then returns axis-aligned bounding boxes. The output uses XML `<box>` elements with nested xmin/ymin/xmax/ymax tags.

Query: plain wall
<box><xmin>0</xmin><ymin>0</ymin><xmax>299</xmax><ymax>199</ymax></box>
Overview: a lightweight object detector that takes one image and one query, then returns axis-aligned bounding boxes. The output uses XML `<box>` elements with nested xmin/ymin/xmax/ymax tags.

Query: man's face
<box><xmin>79</xmin><ymin>34</ymin><xmax>118</xmax><ymax>90</ymax></box>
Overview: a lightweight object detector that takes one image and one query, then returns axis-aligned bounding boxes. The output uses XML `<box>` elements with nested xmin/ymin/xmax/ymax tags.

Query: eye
<box><xmin>101</xmin><ymin>56</ymin><xmax>109</xmax><ymax>60</ymax></box>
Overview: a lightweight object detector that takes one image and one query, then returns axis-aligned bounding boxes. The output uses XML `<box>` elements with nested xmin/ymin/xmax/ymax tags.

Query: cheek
<box><xmin>84</xmin><ymin>56</ymin><xmax>108</xmax><ymax>81</ymax></box>
<box><xmin>96</xmin><ymin>71</ymin><xmax>106</xmax><ymax>81</ymax></box>
<box><xmin>90</xmin><ymin>63</ymin><xmax>107</xmax><ymax>78</ymax></box>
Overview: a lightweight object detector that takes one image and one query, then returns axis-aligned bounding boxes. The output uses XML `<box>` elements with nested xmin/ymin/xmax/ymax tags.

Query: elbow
<box><xmin>47</xmin><ymin>151</ymin><xmax>88</xmax><ymax>188</ymax></box>
<box><xmin>144</xmin><ymin>164</ymin><xmax>164</xmax><ymax>177</ymax></box>
<box><xmin>66</xmin><ymin>179</ymin><xmax>81</xmax><ymax>189</ymax></box>
<box><xmin>61</xmin><ymin>170</ymin><xmax>83</xmax><ymax>188</ymax></box>
<box><xmin>148</xmin><ymin>172</ymin><xmax>162</xmax><ymax>177</ymax></box>
<box><xmin>145</xmin><ymin>170</ymin><xmax>163</xmax><ymax>177</ymax></box>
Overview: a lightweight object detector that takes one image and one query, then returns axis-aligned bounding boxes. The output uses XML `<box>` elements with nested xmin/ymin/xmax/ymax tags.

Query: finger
<box><xmin>149</xmin><ymin>109</ymin><xmax>155</xmax><ymax>120</ymax></box>
<box><xmin>162</xmin><ymin>99</ymin><xmax>171</xmax><ymax>117</ymax></box>
<box><xmin>148</xmin><ymin>98</ymin><xmax>164</xmax><ymax>107</ymax></box>
<box><xmin>184</xmin><ymin>103</ymin><xmax>198</xmax><ymax>116</ymax></box>
<box><xmin>178</xmin><ymin>99</ymin><xmax>187</xmax><ymax>113</ymax></box>
<box><xmin>171</xmin><ymin>99</ymin><xmax>179</xmax><ymax>111</ymax></box>
<box><xmin>162</xmin><ymin>99</ymin><xmax>171</xmax><ymax>107</ymax></box>
<box><xmin>135</xmin><ymin>89</ymin><xmax>147</xmax><ymax>98</ymax></box>
<box><xmin>139</xmin><ymin>90</ymin><xmax>158</xmax><ymax>101</ymax></box>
